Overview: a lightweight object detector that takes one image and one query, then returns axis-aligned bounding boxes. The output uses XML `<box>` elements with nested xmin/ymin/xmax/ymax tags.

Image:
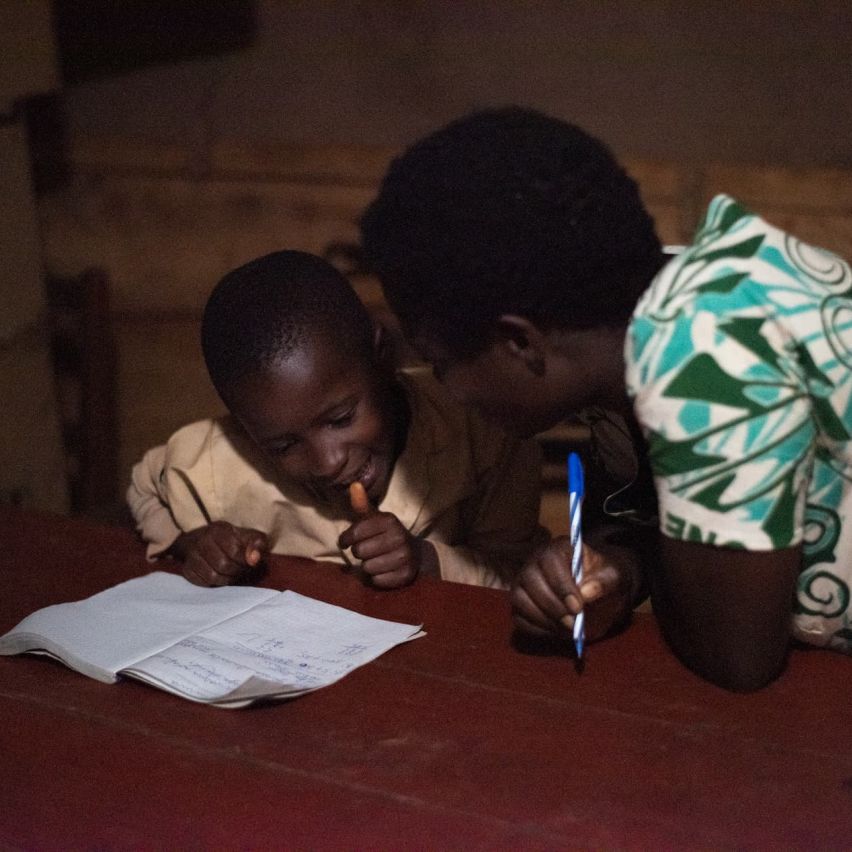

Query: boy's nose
<box><xmin>307</xmin><ymin>439</ymin><xmax>346</xmax><ymax>481</ymax></box>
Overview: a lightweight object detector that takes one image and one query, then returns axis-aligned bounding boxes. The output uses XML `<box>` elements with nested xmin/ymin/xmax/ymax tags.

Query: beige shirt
<box><xmin>127</xmin><ymin>368</ymin><xmax>545</xmax><ymax>588</ymax></box>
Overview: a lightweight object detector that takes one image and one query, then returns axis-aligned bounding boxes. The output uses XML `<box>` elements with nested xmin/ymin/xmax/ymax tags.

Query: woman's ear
<box><xmin>371</xmin><ymin>321</ymin><xmax>398</xmax><ymax>371</ymax></box>
<box><xmin>494</xmin><ymin>315</ymin><xmax>547</xmax><ymax>377</ymax></box>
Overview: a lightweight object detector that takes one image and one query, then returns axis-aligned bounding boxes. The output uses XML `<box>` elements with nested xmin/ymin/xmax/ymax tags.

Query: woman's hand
<box><xmin>511</xmin><ymin>530</ymin><xmax>641</xmax><ymax>645</ymax></box>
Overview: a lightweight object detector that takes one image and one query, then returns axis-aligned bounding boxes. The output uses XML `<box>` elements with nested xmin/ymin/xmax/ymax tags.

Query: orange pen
<box><xmin>349</xmin><ymin>481</ymin><xmax>371</xmax><ymax>516</ymax></box>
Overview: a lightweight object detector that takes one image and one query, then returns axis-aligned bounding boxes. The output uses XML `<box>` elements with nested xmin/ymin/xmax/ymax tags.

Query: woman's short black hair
<box><xmin>201</xmin><ymin>250</ymin><xmax>374</xmax><ymax>401</ymax></box>
<box><xmin>360</xmin><ymin>106</ymin><xmax>663</xmax><ymax>358</ymax></box>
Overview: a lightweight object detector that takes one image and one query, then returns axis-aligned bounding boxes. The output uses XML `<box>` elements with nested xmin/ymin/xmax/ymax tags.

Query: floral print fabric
<box><xmin>626</xmin><ymin>194</ymin><xmax>852</xmax><ymax>651</ymax></box>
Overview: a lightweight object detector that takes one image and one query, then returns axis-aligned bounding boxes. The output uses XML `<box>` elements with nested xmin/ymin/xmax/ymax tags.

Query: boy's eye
<box><xmin>268</xmin><ymin>439</ymin><xmax>297</xmax><ymax>456</ymax></box>
<box><xmin>328</xmin><ymin>409</ymin><xmax>355</xmax><ymax>428</ymax></box>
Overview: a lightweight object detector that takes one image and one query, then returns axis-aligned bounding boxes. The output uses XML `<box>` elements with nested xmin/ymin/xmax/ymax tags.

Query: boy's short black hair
<box><xmin>202</xmin><ymin>250</ymin><xmax>374</xmax><ymax>401</ymax></box>
<box><xmin>360</xmin><ymin>106</ymin><xmax>663</xmax><ymax>358</ymax></box>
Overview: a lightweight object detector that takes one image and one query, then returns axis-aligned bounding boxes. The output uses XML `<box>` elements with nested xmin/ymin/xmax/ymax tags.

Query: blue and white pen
<box><xmin>568</xmin><ymin>452</ymin><xmax>585</xmax><ymax>659</ymax></box>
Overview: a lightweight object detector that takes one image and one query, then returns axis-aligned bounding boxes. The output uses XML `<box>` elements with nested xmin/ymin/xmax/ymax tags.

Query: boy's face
<box><xmin>228</xmin><ymin>334</ymin><xmax>401</xmax><ymax>507</ymax></box>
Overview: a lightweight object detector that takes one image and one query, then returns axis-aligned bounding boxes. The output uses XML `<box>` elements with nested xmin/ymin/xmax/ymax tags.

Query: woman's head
<box><xmin>360</xmin><ymin>106</ymin><xmax>663</xmax><ymax>360</ymax></box>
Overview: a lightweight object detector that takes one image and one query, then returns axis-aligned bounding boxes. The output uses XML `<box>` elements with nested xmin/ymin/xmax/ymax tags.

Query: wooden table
<box><xmin>2</xmin><ymin>508</ymin><xmax>852</xmax><ymax>849</ymax></box>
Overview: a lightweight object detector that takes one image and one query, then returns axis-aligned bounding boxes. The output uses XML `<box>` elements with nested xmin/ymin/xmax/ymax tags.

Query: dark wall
<box><xmin>59</xmin><ymin>0</ymin><xmax>852</xmax><ymax>167</ymax></box>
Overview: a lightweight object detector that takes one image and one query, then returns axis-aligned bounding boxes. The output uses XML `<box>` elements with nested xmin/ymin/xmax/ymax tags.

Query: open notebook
<box><xmin>0</xmin><ymin>572</ymin><xmax>424</xmax><ymax>708</ymax></box>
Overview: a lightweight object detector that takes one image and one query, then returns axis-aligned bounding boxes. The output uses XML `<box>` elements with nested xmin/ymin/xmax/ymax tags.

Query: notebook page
<box><xmin>126</xmin><ymin>590</ymin><xmax>424</xmax><ymax>704</ymax></box>
<box><xmin>0</xmin><ymin>572</ymin><xmax>278</xmax><ymax>682</ymax></box>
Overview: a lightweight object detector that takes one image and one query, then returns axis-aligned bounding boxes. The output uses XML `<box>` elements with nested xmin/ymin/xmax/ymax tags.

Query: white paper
<box><xmin>127</xmin><ymin>591</ymin><xmax>424</xmax><ymax>703</ymax></box>
<box><xmin>0</xmin><ymin>573</ymin><xmax>424</xmax><ymax>706</ymax></box>
<box><xmin>0</xmin><ymin>572</ymin><xmax>278</xmax><ymax>681</ymax></box>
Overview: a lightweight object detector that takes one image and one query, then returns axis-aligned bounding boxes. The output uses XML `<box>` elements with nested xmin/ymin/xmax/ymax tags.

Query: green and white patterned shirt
<box><xmin>626</xmin><ymin>194</ymin><xmax>852</xmax><ymax>652</ymax></box>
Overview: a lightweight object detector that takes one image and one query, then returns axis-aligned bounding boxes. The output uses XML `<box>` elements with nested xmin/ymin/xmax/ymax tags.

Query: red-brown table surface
<box><xmin>1</xmin><ymin>507</ymin><xmax>851</xmax><ymax>850</ymax></box>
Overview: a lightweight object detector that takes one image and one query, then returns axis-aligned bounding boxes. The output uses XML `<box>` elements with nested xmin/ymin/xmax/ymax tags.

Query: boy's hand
<box><xmin>339</xmin><ymin>482</ymin><xmax>437</xmax><ymax>588</ymax></box>
<box><xmin>510</xmin><ymin>533</ymin><xmax>638</xmax><ymax>644</ymax></box>
<box><xmin>168</xmin><ymin>521</ymin><xmax>269</xmax><ymax>587</ymax></box>
<box><xmin>339</xmin><ymin>511</ymin><xmax>435</xmax><ymax>588</ymax></box>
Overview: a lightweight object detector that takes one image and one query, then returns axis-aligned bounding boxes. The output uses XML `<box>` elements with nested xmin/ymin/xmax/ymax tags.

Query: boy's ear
<box><xmin>494</xmin><ymin>315</ymin><xmax>547</xmax><ymax>377</ymax></box>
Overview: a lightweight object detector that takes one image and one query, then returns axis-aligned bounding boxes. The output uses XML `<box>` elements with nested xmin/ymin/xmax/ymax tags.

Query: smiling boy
<box><xmin>128</xmin><ymin>250</ymin><xmax>544</xmax><ymax>589</ymax></box>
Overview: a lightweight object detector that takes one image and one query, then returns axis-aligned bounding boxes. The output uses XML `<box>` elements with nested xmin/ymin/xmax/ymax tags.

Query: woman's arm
<box><xmin>650</xmin><ymin>538</ymin><xmax>801</xmax><ymax>691</ymax></box>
